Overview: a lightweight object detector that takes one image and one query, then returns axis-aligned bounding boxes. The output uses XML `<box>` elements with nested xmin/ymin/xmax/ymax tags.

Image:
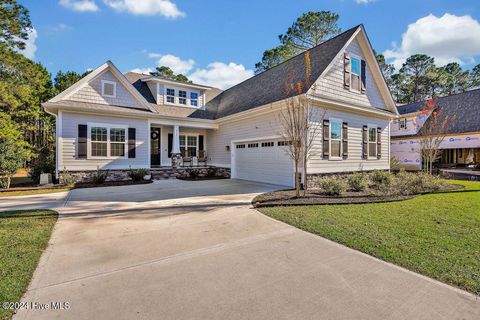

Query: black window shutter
<box><xmin>128</xmin><ymin>128</ymin><xmax>136</xmax><ymax>158</ymax></box>
<box><xmin>78</xmin><ymin>124</ymin><xmax>87</xmax><ymax>159</ymax></box>
<box><xmin>168</xmin><ymin>133</ymin><xmax>173</xmax><ymax>157</ymax></box>
<box><xmin>361</xmin><ymin>60</ymin><xmax>366</xmax><ymax>93</ymax></box>
<box><xmin>344</xmin><ymin>53</ymin><xmax>351</xmax><ymax>89</ymax></box>
<box><xmin>377</xmin><ymin>127</ymin><xmax>382</xmax><ymax>159</ymax></box>
<box><xmin>362</xmin><ymin>125</ymin><xmax>368</xmax><ymax>160</ymax></box>
<box><xmin>342</xmin><ymin>122</ymin><xmax>348</xmax><ymax>159</ymax></box>
<box><xmin>322</xmin><ymin>120</ymin><xmax>330</xmax><ymax>158</ymax></box>
<box><xmin>199</xmin><ymin>135</ymin><xmax>204</xmax><ymax>151</ymax></box>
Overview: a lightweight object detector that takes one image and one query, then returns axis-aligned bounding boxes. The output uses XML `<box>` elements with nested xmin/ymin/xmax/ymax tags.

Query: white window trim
<box><xmin>87</xmin><ymin>122</ymin><xmax>128</xmax><ymax>160</ymax></box>
<box><xmin>164</xmin><ymin>86</ymin><xmax>201</xmax><ymax>109</ymax></box>
<box><xmin>169</xmin><ymin>133</ymin><xmax>200</xmax><ymax>158</ymax></box>
<box><xmin>349</xmin><ymin>54</ymin><xmax>362</xmax><ymax>94</ymax></box>
<box><xmin>101</xmin><ymin>80</ymin><xmax>117</xmax><ymax>98</ymax></box>
<box><xmin>329</xmin><ymin>118</ymin><xmax>343</xmax><ymax>161</ymax></box>
<box><xmin>367</xmin><ymin>124</ymin><xmax>378</xmax><ymax>160</ymax></box>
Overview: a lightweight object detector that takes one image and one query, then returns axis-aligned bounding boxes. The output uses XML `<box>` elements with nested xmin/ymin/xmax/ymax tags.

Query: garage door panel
<box><xmin>234</xmin><ymin>140</ymin><xmax>294</xmax><ymax>187</ymax></box>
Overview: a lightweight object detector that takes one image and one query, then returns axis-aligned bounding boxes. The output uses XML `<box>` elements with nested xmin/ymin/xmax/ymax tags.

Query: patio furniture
<box><xmin>182</xmin><ymin>155</ymin><xmax>193</xmax><ymax>167</ymax></box>
<box><xmin>197</xmin><ymin>150</ymin><xmax>207</xmax><ymax>167</ymax></box>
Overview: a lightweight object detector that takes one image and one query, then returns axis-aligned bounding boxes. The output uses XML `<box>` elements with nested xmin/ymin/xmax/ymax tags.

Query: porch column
<box><xmin>171</xmin><ymin>125</ymin><xmax>182</xmax><ymax>169</ymax></box>
<box><xmin>172</xmin><ymin>125</ymin><xmax>180</xmax><ymax>154</ymax></box>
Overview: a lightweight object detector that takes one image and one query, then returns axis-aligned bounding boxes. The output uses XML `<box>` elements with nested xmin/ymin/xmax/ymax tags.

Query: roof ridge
<box><xmin>214</xmin><ymin>25</ymin><xmax>361</xmax><ymax>98</ymax></box>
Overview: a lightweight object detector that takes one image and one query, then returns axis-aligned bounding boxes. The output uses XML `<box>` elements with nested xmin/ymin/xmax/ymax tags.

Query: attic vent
<box><xmin>102</xmin><ymin>80</ymin><xmax>116</xmax><ymax>98</ymax></box>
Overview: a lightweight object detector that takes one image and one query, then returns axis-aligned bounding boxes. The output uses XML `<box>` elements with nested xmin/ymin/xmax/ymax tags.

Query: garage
<box><xmin>232</xmin><ymin>139</ymin><xmax>295</xmax><ymax>187</ymax></box>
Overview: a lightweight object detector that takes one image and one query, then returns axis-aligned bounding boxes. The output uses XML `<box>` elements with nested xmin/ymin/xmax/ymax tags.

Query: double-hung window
<box><xmin>110</xmin><ymin>128</ymin><xmax>126</xmax><ymax>157</ymax></box>
<box><xmin>89</xmin><ymin>124</ymin><xmax>127</xmax><ymax>158</ymax></box>
<box><xmin>190</xmin><ymin>92</ymin><xmax>198</xmax><ymax>107</ymax></box>
<box><xmin>179</xmin><ymin>90</ymin><xmax>187</xmax><ymax>105</ymax></box>
<box><xmin>166</xmin><ymin>88</ymin><xmax>175</xmax><ymax>103</ymax></box>
<box><xmin>330</xmin><ymin>121</ymin><xmax>342</xmax><ymax>159</ymax></box>
<box><xmin>91</xmin><ymin>127</ymin><xmax>108</xmax><ymax>157</ymax></box>
<box><xmin>350</xmin><ymin>57</ymin><xmax>361</xmax><ymax>92</ymax></box>
<box><xmin>368</xmin><ymin>127</ymin><xmax>377</xmax><ymax>158</ymax></box>
<box><xmin>179</xmin><ymin>135</ymin><xmax>197</xmax><ymax>157</ymax></box>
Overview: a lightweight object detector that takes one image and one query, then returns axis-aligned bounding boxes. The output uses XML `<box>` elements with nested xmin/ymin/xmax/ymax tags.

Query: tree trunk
<box><xmin>294</xmin><ymin>159</ymin><xmax>300</xmax><ymax>198</ymax></box>
<box><xmin>6</xmin><ymin>176</ymin><xmax>11</xmax><ymax>190</ymax></box>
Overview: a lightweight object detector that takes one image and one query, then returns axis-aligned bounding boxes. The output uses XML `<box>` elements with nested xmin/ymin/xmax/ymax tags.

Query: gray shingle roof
<box><xmin>124</xmin><ymin>25</ymin><xmax>360</xmax><ymax>120</ymax></box>
<box><xmin>202</xmin><ymin>25</ymin><xmax>360</xmax><ymax>119</ymax></box>
<box><xmin>397</xmin><ymin>88</ymin><xmax>480</xmax><ymax>136</ymax></box>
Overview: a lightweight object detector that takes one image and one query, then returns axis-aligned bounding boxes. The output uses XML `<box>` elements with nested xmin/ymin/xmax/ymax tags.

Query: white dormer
<box><xmin>141</xmin><ymin>77</ymin><xmax>211</xmax><ymax>109</ymax></box>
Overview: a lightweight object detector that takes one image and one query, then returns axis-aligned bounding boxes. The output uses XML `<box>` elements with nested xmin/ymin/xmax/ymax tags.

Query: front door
<box><xmin>151</xmin><ymin>127</ymin><xmax>161</xmax><ymax>167</ymax></box>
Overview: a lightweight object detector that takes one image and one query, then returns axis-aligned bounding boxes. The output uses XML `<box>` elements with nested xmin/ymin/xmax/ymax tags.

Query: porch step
<box><xmin>150</xmin><ymin>167</ymin><xmax>231</xmax><ymax>180</ymax></box>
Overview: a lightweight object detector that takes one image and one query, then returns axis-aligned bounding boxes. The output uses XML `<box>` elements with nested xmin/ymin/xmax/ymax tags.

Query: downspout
<box><xmin>44</xmin><ymin>108</ymin><xmax>59</xmax><ymax>180</ymax></box>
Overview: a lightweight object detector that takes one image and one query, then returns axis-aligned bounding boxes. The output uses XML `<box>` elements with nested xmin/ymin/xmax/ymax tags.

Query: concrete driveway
<box><xmin>6</xmin><ymin>179</ymin><xmax>480</xmax><ymax>319</ymax></box>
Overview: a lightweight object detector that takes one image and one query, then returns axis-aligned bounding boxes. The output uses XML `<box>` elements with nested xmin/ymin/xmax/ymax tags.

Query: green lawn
<box><xmin>258</xmin><ymin>180</ymin><xmax>480</xmax><ymax>295</ymax></box>
<box><xmin>0</xmin><ymin>210</ymin><xmax>58</xmax><ymax>320</ymax></box>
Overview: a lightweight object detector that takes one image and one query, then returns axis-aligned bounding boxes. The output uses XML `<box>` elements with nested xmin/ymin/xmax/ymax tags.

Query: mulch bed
<box><xmin>73</xmin><ymin>180</ymin><xmax>153</xmax><ymax>189</ymax></box>
<box><xmin>177</xmin><ymin>176</ymin><xmax>229</xmax><ymax>181</ymax></box>
<box><xmin>252</xmin><ymin>184</ymin><xmax>463</xmax><ymax>208</ymax></box>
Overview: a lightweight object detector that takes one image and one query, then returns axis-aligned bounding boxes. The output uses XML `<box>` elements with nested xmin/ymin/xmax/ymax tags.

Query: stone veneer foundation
<box><xmin>59</xmin><ymin>167</ymin><xmax>231</xmax><ymax>184</ymax></box>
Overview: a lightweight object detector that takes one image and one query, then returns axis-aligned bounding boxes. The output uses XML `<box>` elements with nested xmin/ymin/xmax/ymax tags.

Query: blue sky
<box><xmin>19</xmin><ymin>0</ymin><xmax>480</xmax><ymax>89</ymax></box>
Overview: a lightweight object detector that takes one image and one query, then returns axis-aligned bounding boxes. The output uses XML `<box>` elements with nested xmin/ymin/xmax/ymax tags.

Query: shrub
<box><xmin>29</xmin><ymin>148</ymin><xmax>55</xmax><ymax>183</ymax></box>
<box><xmin>61</xmin><ymin>167</ymin><xmax>77</xmax><ymax>186</ymax></box>
<box><xmin>91</xmin><ymin>169</ymin><xmax>108</xmax><ymax>184</ymax></box>
<box><xmin>392</xmin><ymin>171</ymin><xmax>444</xmax><ymax>195</ymax></box>
<box><xmin>370</xmin><ymin>170</ymin><xmax>393</xmax><ymax>187</ymax></box>
<box><xmin>207</xmin><ymin>167</ymin><xmax>218</xmax><ymax>177</ymax></box>
<box><xmin>348</xmin><ymin>173</ymin><xmax>368</xmax><ymax>192</ymax></box>
<box><xmin>320</xmin><ymin>178</ymin><xmax>346</xmax><ymax>196</ymax></box>
<box><xmin>128</xmin><ymin>168</ymin><xmax>150</xmax><ymax>181</ymax></box>
<box><xmin>189</xmin><ymin>169</ymin><xmax>199</xmax><ymax>178</ymax></box>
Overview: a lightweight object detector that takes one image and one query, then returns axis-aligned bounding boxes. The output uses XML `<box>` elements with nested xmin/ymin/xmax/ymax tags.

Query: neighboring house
<box><xmin>44</xmin><ymin>25</ymin><xmax>398</xmax><ymax>187</ymax></box>
<box><xmin>391</xmin><ymin>89</ymin><xmax>480</xmax><ymax>170</ymax></box>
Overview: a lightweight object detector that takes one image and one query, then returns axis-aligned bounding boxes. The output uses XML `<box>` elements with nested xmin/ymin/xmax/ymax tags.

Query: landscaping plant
<box><xmin>128</xmin><ymin>168</ymin><xmax>150</xmax><ymax>182</ymax></box>
<box><xmin>189</xmin><ymin>169</ymin><xmax>200</xmax><ymax>179</ymax></box>
<box><xmin>320</xmin><ymin>177</ymin><xmax>346</xmax><ymax>196</ymax></box>
<box><xmin>61</xmin><ymin>167</ymin><xmax>77</xmax><ymax>186</ymax></box>
<box><xmin>370</xmin><ymin>170</ymin><xmax>393</xmax><ymax>188</ymax></box>
<box><xmin>347</xmin><ymin>173</ymin><xmax>368</xmax><ymax>192</ymax></box>
<box><xmin>91</xmin><ymin>168</ymin><xmax>108</xmax><ymax>184</ymax></box>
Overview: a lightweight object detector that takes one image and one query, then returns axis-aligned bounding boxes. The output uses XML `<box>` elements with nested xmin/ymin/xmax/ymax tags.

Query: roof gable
<box><xmin>50</xmin><ymin>61</ymin><xmax>156</xmax><ymax>112</ymax></box>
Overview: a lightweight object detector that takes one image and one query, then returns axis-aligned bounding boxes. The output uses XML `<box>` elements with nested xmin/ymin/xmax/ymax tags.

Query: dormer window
<box><xmin>179</xmin><ymin>90</ymin><xmax>187</xmax><ymax>105</ymax></box>
<box><xmin>344</xmin><ymin>53</ymin><xmax>366</xmax><ymax>94</ymax></box>
<box><xmin>101</xmin><ymin>80</ymin><xmax>116</xmax><ymax>98</ymax></box>
<box><xmin>166</xmin><ymin>88</ymin><xmax>175</xmax><ymax>103</ymax></box>
<box><xmin>190</xmin><ymin>92</ymin><xmax>198</xmax><ymax>107</ymax></box>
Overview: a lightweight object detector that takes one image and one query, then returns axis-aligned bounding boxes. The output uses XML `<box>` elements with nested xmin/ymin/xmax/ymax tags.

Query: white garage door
<box><xmin>233</xmin><ymin>139</ymin><xmax>294</xmax><ymax>187</ymax></box>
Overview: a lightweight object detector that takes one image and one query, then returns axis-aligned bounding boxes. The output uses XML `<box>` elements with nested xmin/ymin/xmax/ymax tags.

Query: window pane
<box><xmin>187</xmin><ymin>147</ymin><xmax>197</xmax><ymax>157</ymax></box>
<box><xmin>190</xmin><ymin>92</ymin><xmax>198</xmax><ymax>99</ymax></box>
<box><xmin>351</xmin><ymin>74</ymin><xmax>360</xmax><ymax>91</ymax></box>
<box><xmin>179</xmin><ymin>90</ymin><xmax>187</xmax><ymax>98</ymax></box>
<box><xmin>92</xmin><ymin>142</ymin><xmax>107</xmax><ymax>157</ymax></box>
<box><xmin>166</xmin><ymin>88</ymin><xmax>175</xmax><ymax>96</ymax></box>
<box><xmin>187</xmin><ymin>136</ymin><xmax>197</xmax><ymax>146</ymax></box>
<box><xmin>110</xmin><ymin>143</ymin><xmax>125</xmax><ymax>157</ymax></box>
<box><xmin>179</xmin><ymin>98</ymin><xmax>186</xmax><ymax>105</ymax></box>
<box><xmin>351</xmin><ymin>58</ymin><xmax>360</xmax><ymax>75</ymax></box>
<box><xmin>369</xmin><ymin>128</ymin><xmax>377</xmax><ymax>142</ymax></box>
<box><xmin>331</xmin><ymin>122</ymin><xmax>342</xmax><ymax>140</ymax></box>
<box><xmin>166</xmin><ymin>96</ymin><xmax>174</xmax><ymax>103</ymax></box>
<box><xmin>110</xmin><ymin>128</ymin><xmax>125</xmax><ymax>142</ymax></box>
<box><xmin>179</xmin><ymin>136</ymin><xmax>186</xmax><ymax>146</ymax></box>
<box><xmin>369</xmin><ymin>142</ymin><xmax>377</xmax><ymax>157</ymax></box>
<box><xmin>331</xmin><ymin>140</ymin><xmax>341</xmax><ymax>157</ymax></box>
<box><xmin>91</xmin><ymin>127</ymin><xmax>107</xmax><ymax>141</ymax></box>
<box><xmin>191</xmin><ymin>100</ymin><xmax>198</xmax><ymax>106</ymax></box>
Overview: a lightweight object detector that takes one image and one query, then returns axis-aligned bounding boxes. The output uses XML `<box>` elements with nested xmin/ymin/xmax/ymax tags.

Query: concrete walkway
<box><xmin>2</xmin><ymin>180</ymin><xmax>478</xmax><ymax>319</ymax></box>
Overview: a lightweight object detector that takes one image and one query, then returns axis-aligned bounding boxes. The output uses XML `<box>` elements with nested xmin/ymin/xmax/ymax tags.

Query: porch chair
<box><xmin>197</xmin><ymin>150</ymin><xmax>207</xmax><ymax>167</ymax></box>
<box><xmin>182</xmin><ymin>150</ymin><xmax>193</xmax><ymax>167</ymax></box>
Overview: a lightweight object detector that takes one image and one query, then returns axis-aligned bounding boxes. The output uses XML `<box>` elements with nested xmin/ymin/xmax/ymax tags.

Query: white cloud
<box><xmin>147</xmin><ymin>52</ymin><xmax>162</xmax><ymax>58</ymax></box>
<box><xmin>59</xmin><ymin>0</ymin><xmax>99</xmax><ymax>12</ymax></box>
<box><xmin>49</xmin><ymin>23</ymin><xmax>74</xmax><ymax>33</ymax></box>
<box><xmin>156</xmin><ymin>54</ymin><xmax>195</xmax><ymax>74</ymax></box>
<box><xmin>103</xmin><ymin>0</ymin><xmax>185</xmax><ymax>18</ymax></box>
<box><xmin>17</xmin><ymin>28</ymin><xmax>37</xmax><ymax>59</ymax></box>
<box><xmin>384</xmin><ymin>13</ymin><xmax>480</xmax><ymax>69</ymax></box>
<box><xmin>189</xmin><ymin>62</ymin><xmax>254</xmax><ymax>89</ymax></box>
<box><xmin>354</xmin><ymin>0</ymin><xmax>375</xmax><ymax>4</ymax></box>
<box><xmin>130</xmin><ymin>67</ymin><xmax>153</xmax><ymax>74</ymax></box>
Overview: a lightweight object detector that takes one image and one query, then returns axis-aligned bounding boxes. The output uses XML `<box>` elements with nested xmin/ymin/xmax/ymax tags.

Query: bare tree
<box><xmin>278</xmin><ymin>51</ymin><xmax>325</xmax><ymax>196</ymax></box>
<box><xmin>416</xmin><ymin>98</ymin><xmax>455</xmax><ymax>174</ymax></box>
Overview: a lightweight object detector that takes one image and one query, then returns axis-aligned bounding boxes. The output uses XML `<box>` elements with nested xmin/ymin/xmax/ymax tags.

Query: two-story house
<box><xmin>391</xmin><ymin>89</ymin><xmax>480</xmax><ymax>170</ymax></box>
<box><xmin>44</xmin><ymin>25</ymin><xmax>398</xmax><ymax>187</ymax></box>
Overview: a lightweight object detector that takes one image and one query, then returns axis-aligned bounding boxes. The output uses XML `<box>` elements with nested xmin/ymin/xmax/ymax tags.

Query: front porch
<box><xmin>149</xmin><ymin>121</ymin><xmax>215</xmax><ymax>168</ymax></box>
